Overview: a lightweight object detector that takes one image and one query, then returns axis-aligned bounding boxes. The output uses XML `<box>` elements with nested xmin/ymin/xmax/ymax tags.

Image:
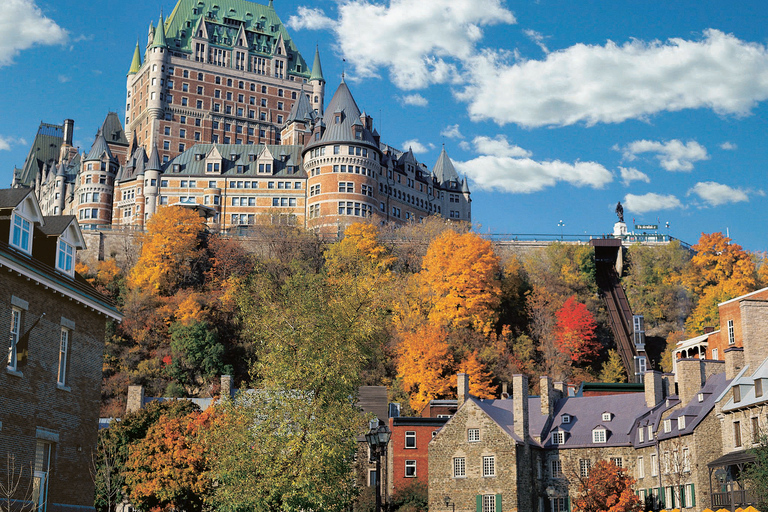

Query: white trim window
<box><xmin>593</xmin><ymin>428</ymin><xmax>607</xmax><ymax>443</ymax></box>
<box><xmin>482</xmin><ymin>456</ymin><xmax>495</xmax><ymax>477</ymax></box>
<box><xmin>651</xmin><ymin>453</ymin><xmax>658</xmax><ymax>476</ymax></box>
<box><xmin>8</xmin><ymin>308</ymin><xmax>21</xmax><ymax>369</ymax></box>
<box><xmin>637</xmin><ymin>456</ymin><xmax>645</xmax><ymax>478</ymax></box>
<box><xmin>56</xmin><ymin>240</ymin><xmax>75</xmax><ymax>276</ymax></box>
<box><xmin>404</xmin><ymin>431</ymin><xmax>416</xmax><ymax>448</ymax></box>
<box><xmin>579</xmin><ymin>459</ymin><xmax>591</xmax><ymax>478</ymax></box>
<box><xmin>57</xmin><ymin>328</ymin><xmax>69</xmax><ymax>386</ymax></box>
<box><xmin>468</xmin><ymin>428</ymin><xmax>480</xmax><ymax>442</ymax></box>
<box><xmin>728</xmin><ymin>319</ymin><xmax>735</xmax><ymax>344</ymax></box>
<box><xmin>453</xmin><ymin>457</ymin><xmax>465</xmax><ymax>478</ymax></box>
<box><xmin>10</xmin><ymin>213</ymin><xmax>32</xmax><ymax>253</ymax></box>
<box><xmin>482</xmin><ymin>495</ymin><xmax>496</xmax><ymax>512</ymax></box>
<box><xmin>404</xmin><ymin>460</ymin><xmax>416</xmax><ymax>477</ymax></box>
<box><xmin>552</xmin><ymin>430</ymin><xmax>565</xmax><ymax>445</ymax></box>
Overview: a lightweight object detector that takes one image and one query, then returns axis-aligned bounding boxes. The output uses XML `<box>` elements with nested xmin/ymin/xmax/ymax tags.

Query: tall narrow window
<box><xmin>58</xmin><ymin>328</ymin><xmax>69</xmax><ymax>386</ymax></box>
<box><xmin>483</xmin><ymin>456</ymin><xmax>495</xmax><ymax>477</ymax></box>
<box><xmin>405</xmin><ymin>431</ymin><xmax>416</xmax><ymax>448</ymax></box>
<box><xmin>32</xmin><ymin>440</ymin><xmax>52</xmax><ymax>511</ymax></box>
<box><xmin>579</xmin><ymin>459</ymin><xmax>591</xmax><ymax>478</ymax></box>
<box><xmin>728</xmin><ymin>319</ymin><xmax>735</xmax><ymax>345</ymax></box>
<box><xmin>56</xmin><ymin>240</ymin><xmax>75</xmax><ymax>276</ymax></box>
<box><xmin>8</xmin><ymin>308</ymin><xmax>21</xmax><ymax>370</ymax></box>
<box><xmin>637</xmin><ymin>456</ymin><xmax>645</xmax><ymax>478</ymax></box>
<box><xmin>734</xmin><ymin>421</ymin><xmax>742</xmax><ymax>448</ymax></box>
<box><xmin>482</xmin><ymin>495</ymin><xmax>497</xmax><ymax>512</ymax></box>
<box><xmin>11</xmin><ymin>213</ymin><xmax>31</xmax><ymax>253</ymax></box>
<box><xmin>453</xmin><ymin>457</ymin><xmax>465</xmax><ymax>478</ymax></box>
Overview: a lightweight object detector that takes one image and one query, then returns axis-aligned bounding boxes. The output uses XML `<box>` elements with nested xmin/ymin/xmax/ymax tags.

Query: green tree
<box><xmin>744</xmin><ymin>432</ymin><xmax>768</xmax><ymax>511</ymax></box>
<box><xmin>166</xmin><ymin>320</ymin><xmax>233</xmax><ymax>393</ymax></box>
<box><xmin>598</xmin><ymin>350</ymin><xmax>626</xmax><ymax>383</ymax></box>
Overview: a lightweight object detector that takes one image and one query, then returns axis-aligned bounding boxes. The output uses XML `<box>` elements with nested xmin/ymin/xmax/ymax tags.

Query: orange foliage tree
<box><xmin>419</xmin><ymin>230</ymin><xmax>501</xmax><ymax>332</ymax></box>
<box><xmin>459</xmin><ymin>350</ymin><xmax>496</xmax><ymax>399</ymax></box>
<box><xmin>124</xmin><ymin>409</ymin><xmax>212</xmax><ymax>512</ymax></box>
<box><xmin>572</xmin><ymin>459</ymin><xmax>642</xmax><ymax>512</ymax></box>
<box><xmin>554</xmin><ymin>296</ymin><xmax>601</xmax><ymax>364</ymax></box>
<box><xmin>396</xmin><ymin>325</ymin><xmax>455</xmax><ymax>412</ymax></box>
<box><xmin>128</xmin><ymin>206</ymin><xmax>206</xmax><ymax>295</ymax></box>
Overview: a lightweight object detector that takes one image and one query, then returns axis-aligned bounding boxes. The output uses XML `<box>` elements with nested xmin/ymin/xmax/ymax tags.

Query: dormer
<box><xmin>206</xmin><ymin>146</ymin><xmax>223</xmax><ymax>174</ymax></box>
<box><xmin>550</xmin><ymin>427</ymin><xmax>567</xmax><ymax>445</ymax></box>
<box><xmin>601</xmin><ymin>412</ymin><xmax>613</xmax><ymax>422</ymax></box>
<box><xmin>37</xmin><ymin>216</ymin><xmax>85</xmax><ymax>278</ymax></box>
<box><xmin>257</xmin><ymin>146</ymin><xmax>275</xmax><ymax>174</ymax></box>
<box><xmin>561</xmin><ymin>414</ymin><xmax>571</xmax><ymax>424</ymax></box>
<box><xmin>592</xmin><ymin>425</ymin><xmax>608</xmax><ymax>443</ymax></box>
<box><xmin>5</xmin><ymin>190</ymin><xmax>44</xmax><ymax>255</ymax></box>
<box><xmin>235</xmin><ymin>24</ymin><xmax>248</xmax><ymax>48</ymax></box>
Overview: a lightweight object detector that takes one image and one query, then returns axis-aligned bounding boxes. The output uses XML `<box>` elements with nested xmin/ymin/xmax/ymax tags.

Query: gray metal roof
<box><xmin>100</xmin><ymin>112</ymin><xmax>129</xmax><ymax>147</ymax></box>
<box><xmin>16</xmin><ymin>122</ymin><xmax>64</xmax><ymax>187</ymax></box>
<box><xmin>305</xmin><ymin>82</ymin><xmax>378</xmax><ymax>151</ymax></box>
<box><xmin>85</xmin><ymin>131</ymin><xmax>117</xmax><ymax>162</ymax></box>
<box><xmin>472</xmin><ymin>397</ymin><xmax>524</xmax><ymax>444</ymax></box>
<box><xmin>38</xmin><ymin>215</ymin><xmax>77</xmax><ymax>237</ymax></box>
<box><xmin>146</xmin><ymin>145</ymin><xmax>162</xmax><ymax>171</ymax></box>
<box><xmin>433</xmin><ymin>146</ymin><xmax>460</xmax><ymax>185</ymax></box>
<box><xmin>286</xmin><ymin>87</ymin><xmax>315</xmax><ymax>124</ymax></box>
<box><xmin>161</xmin><ymin>143</ymin><xmax>304</xmax><ymax>177</ymax></box>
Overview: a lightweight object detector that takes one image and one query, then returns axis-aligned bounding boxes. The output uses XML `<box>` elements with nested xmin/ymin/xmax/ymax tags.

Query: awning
<box><xmin>707</xmin><ymin>450</ymin><xmax>756</xmax><ymax>469</ymax></box>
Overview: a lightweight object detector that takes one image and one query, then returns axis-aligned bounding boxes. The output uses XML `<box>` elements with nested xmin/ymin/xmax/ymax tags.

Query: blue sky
<box><xmin>1</xmin><ymin>0</ymin><xmax>767</xmax><ymax>250</ymax></box>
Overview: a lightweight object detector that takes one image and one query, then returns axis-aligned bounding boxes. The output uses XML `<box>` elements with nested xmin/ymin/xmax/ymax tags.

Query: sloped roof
<box><xmin>309</xmin><ymin>46</ymin><xmax>324</xmax><ymax>82</ymax></box>
<box><xmin>433</xmin><ymin>146</ymin><xmax>460</xmax><ymax>185</ymax></box>
<box><xmin>151</xmin><ymin>14</ymin><xmax>167</xmax><ymax>48</ymax></box>
<box><xmin>286</xmin><ymin>87</ymin><xmax>315</xmax><ymax>124</ymax></box>
<box><xmin>85</xmin><ymin>131</ymin><xmax>117</xmax><ymax>162</ymax></box>
<box><xmin>305</xmin><ymin>82</ymin><xmax>378</xmax><ymax>151</ymax></box>
<box><xmin>17</xmin><ymin>122</ymin><xmax>64</xmax><ymax>187</ymax></box>
<box><xmin>472</xmin><ymin>397</ymin><xmax>525</xmax><ymax>444</ymax></box>
<box><xmin>0</xmin><ymin>188</ymin><xmax>35</xmax><ymax>209</ymax></box>
<box><xmin>146</xmin><ymin>145</ymin><xmax>162</xmax><ymax>171</ymax></box>
<box><xmin>101</xmin><ymin>113</ymin><xmax>129</xmax><ymax>147</ymax></box>
<box><xmin>128</xmin><ymin>41</ymin><xmax>142</xmax><ymax>74</ymax></box>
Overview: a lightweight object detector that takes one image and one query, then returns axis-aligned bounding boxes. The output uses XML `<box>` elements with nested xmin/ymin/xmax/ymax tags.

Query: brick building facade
<box><xmin>0</xmin><ymin>188</ymin><xmax>121</xmax><ymax>511</ymax></box>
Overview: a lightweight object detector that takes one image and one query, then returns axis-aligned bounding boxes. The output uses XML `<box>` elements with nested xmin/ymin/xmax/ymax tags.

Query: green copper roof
<box><xmin>163</xmin><ymin>0</ymin><xmax>309</xmax><ymax>77</ymax></box>
<box><xmin>151</xmin><ymin>14</ymin><xmax>167</xmax><ymax>48</ymax></box>
<box><xmin>128</xmin><ymin>41</ymin><xmax>142</xmax><ymax>75</ymax></box>
<box><xmin>309</xmin><ymin>46</ymin><xmax>324</xmax><ymax>82</ymax></box>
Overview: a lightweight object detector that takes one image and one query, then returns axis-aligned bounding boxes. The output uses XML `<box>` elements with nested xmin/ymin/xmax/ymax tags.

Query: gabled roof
<box><xmin>0</xmin><ymin>188</ymin><xmax>37</xmax><ymax>209</ymax></box>
<box><xmin>85</xmin><ymin>131</ymin><xmax>116</xmax><ymax>162</ymax></box>
<box><xmin>39</xmin><ymin>215</ymin><xmax>86</xmax><ymax>250</ymax></box>
<box><xmin>433</xmin><ymin>146</ymin><xmax>460</xmax><ymax>185</ymax></box>
<box><xmin>146</xmin><ymin>145</ymin><xmax>162</xmax><ymax>171</ymax></box>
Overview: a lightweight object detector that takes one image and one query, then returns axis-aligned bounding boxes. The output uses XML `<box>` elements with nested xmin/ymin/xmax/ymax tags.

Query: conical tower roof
<box><xmin>146</xmin><ymin>144</ymin><xmax>162</xmax><ymax>171</ymax></box>
<box><xmin>309</xmin><ymin>46</ymin><xmax>324</xmax><ymax>82</ymax></box>
<box><xmin>461</xmin><ymin>177</ymin><xmax>470</xmax><ymax>193</ymax></box>
<box><xmin>432</xmin><ymin>146</ymin><xmax>459</xmax><ymax>185</ymax></box>
<box><xmin>151</xmin><ymin>14</ymin><xmax>167</xmax><ymax>49</ymax></box>
<box><xmin>128</xmin><ymin>41</ymin><xmax>142</xmax><ymax>75</ymax></box>
<box><xmin>85</xmin><ymin>131</ymin><xmax>116</xmax><ymax>162</ymax></box>
<box><xmin>287</xmin><ymin>87</ymin><xmax>315</xmax><ymax>124</ymax></box>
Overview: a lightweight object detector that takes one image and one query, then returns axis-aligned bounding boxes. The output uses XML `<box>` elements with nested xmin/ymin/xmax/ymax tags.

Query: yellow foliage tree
<box><xmin>396</xmin><ymin>325</ymin><xmax>455</xmax><ymax>412</ymax></box>
<box><xmin>128</xmin><ymin>207</ymin><xmax>206</xmax><ymax>295</ymax></box>
<box><xmin>419</xmin><ymin>230</ymin><xmax>501</xmax><ymax>332</ymax></box>
<box><xmin>324</xmin><ymin>222</ymin><xmax>396</xmax><ymax>274</ymax></box>
<box><xmin>459</xmin><ymin>350</ymin><xmax>496</xmax><ymax>399</ymax></box>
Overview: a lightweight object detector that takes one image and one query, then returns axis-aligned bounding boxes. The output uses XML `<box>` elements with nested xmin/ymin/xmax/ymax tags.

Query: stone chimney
<box><xmin>676</xmin><ymin>359</ymin><xmax>705</xmax><ymax>405</ymax></box>
<box><xmin>540</xmin><ymin>376</ymin><xmax>554</xmax><ymax>417</ymax></box>
<box><xmin>703</xmin><ymin>359</ymin><xmax>726</xmax><ymax>381</ymax></box>
<box><xmin>703</xmin><ymin>326</ymin><xmax>715</xmax><ymax>334</ymax></box>
<box><xmin>644</xmin><ymin>371</ymin><xmax>664</xmax><ymax>408</ymax></box>
<box><xmin>501</xmin><ymin>382</ymin><xmax>509</xmax><ymax>399</ymax></box>
<box><xmin>740</xmin><ymin>301</ymin><xmax>768</xmax><ymax>374</ymax></box>
<box><xmin>553</xmin><ymin>381</ymin><xmax>565</xmax><ymax>394</ymax></box>
<box><xmin>126</xmin><ymin>385</ymin><xmax>145</xmax><ymax>413</ymax></box>
<box><xmin>63</xmin><ymin>119</ymin><xmax>74</xmax><ymax>147</ymax></box>
<box><xmin>221</xmin><ymin>375</ymin><xmax>232</xmax><ymax>399</ymax></box>
<box><xmin>512</xmin><ymin>374</ymin><xmax>529</xmax><ymax>442</ymax></box>
<box><xmin>724</xmin><ymin>347</ymin><xmax>745</xmax><ymax>380</ymax></box>
<box><xmin>457</xmin><ymin>373</ymin><xmax>469</xmax><ymax>405</ymax></box>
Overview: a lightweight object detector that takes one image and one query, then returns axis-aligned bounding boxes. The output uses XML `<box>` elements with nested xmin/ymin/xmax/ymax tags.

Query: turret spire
<box><xmin>128</xmin><ymin>40</ymin><xmax>142</xmax><ymax>75</ymax></box>
<box><xmin>151</xmin><ymin>13</ymin><xmax>167</xmax><ymax>49</ymax></box>
<box><xmin>309</xmin><ymin>46</ymin><xmax>324</xmax><ymax>83</ymax></box>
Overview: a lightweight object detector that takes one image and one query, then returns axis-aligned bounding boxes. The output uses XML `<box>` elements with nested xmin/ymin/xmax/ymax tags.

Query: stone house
<box><xmin>0</xmin><ymin>188</ymin><xmax>121</xmax><ymax>512</ymax></box>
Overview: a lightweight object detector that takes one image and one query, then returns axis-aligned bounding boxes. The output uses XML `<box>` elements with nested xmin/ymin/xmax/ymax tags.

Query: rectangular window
<box><xmin>56</xmin><ymin>240</ymin><xmax>74</xmax><ymax>275</ymax></box>
<box><xmin>579</xmin><ymin>459</ymin><xmax>591</xmax><ymax>478</ymax></box>
<box><xmin>405</xmin><ymin>431</ymin><xmax>416</xmax><ymax>449</ymax></box>
<box><xmin>482</xmin><ymin>456</ymin><xmax>495</xmax><ymax>477</ymax></box>
<box><xmin>453</xmin><ymin>457</ymin><xmax>465</xmax><ymax>478</ymax></box>
<box><xmin>728</xmin><ymin>319</ymin><xmax>735</xmax><ymax>344</ymax></box>
<box><xmin>468</xmin><ymin>428</ymin><xmax>480</xmax><ymax>442</ymax></box>
<box><xmin>551</xmin><ymin>460</ymin><xmax>563</xmax><ymax>478</ymax></box>
<box><xmin>405</xmin><ymin>460</ymin><xmax>416</xmax><ymax>477</ymax></box>
<box><xmin>610</xmin><ymin>457</ymin><xmax>622</xmax><ymax>468</ymax></box>
<box><xmin>57</xmin><ymin>328</ymin><xmax>69</xmax><ymax>386</ymax></box>
<box><xmin>637</xmin><ymin>457</ymin><xmax>645</xmax><ymax>478</ymax></box>
<box><xmin>682</xmin><ymin>447</ymin><xmax>691</xmax><ymax>472</ymax></box>
<box><xmin>482</xmin><ymin>495</ymin><xmax>496</xmax><ymax>512</ymax></box>
<box><xmin>651</xmin><ymin>453</ymin><xmax>658</xmax><ymax>476</ymax></box>
<box><xmin>735</xmin><ymin>421</ymin><xmax>742</xmax><ymax>447</ymax></box>
<box><xmin>11</xmin><ymin>214</ymin><xmax>31</xmax><ymax>253</ymax></box>
<box><xmin>552</xmin><ymin>431</ymin><xmax>564</xmax><ymax>445</ymax></box>
<box><xmin>8</xmin><ymin>308</ymin><xmax>21</xmax><ymax>370</ymax></box>
<box><xmin>639</xmin><ymin>426</ymin><xmax>644</xmax><ymax>443</ymax></box>
<box><xmin>753</xmin><ymin>417</ymin><xmax>761</xmax><ymax>444</ymax></box>
<box><xmin>593</xmin><ymin>429</ymin><xmax>606</xmax><ymax>443</ymax></box>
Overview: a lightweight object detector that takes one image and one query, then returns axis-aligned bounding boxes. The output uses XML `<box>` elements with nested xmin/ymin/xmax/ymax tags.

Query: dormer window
<box><xmin>602</xmin><ymin>412</ymin><xmax>612</xmax><ymax>422</ymax></box>
<box><xmin>592</xmin><ymin>428</ymin><xmax>607</xmax><ymax>443</ymax></box>
<box><xmin>734</xmin><ymin>386</ymin><xmax>742</xmax><ymax>403</ymax></box>
<box><xmin>663</xmin><ymin>419</ymin><xmax>671</xmax><ymax>433</ymax></box>
<box><xmin>10</xmin><ymin>213</ymin><xmax>31</xmax><ymax>253</ymax></box>
<box><xmin>698</xmin><ymin>392</ymin><xmax>704</xmax><ymax>402</ymax></box>
<box><xmin>552</xmin><ymin>430</ymin><xmax>565</xmax><ymax>445</ymax></box>
<box><xmin>678</xmin><ymin>416</ymin><xmax>686</xmax><ymax>430</ymax></box>
<box><xmin>206</xmin><ymin>162</ymin><xmax>220</xmax><ymax>173</ymax></box>
<box><xmin>335</xmin><ymin>114</ymin><xmax>341</xmax><ymax>124</ymax></box>
<box><xmin>56</xmin><ymin>239</ymin><xmax>75</xmax><ymax>276</ymax></box>
<box><xmin>561</xmin><ymin>414</ymin><xmax>571</xmax><ymax>424</ymax></box>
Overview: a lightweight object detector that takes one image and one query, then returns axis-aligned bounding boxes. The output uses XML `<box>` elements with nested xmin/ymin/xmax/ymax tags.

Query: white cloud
<box><xmin>286</xmin><ymin>6</ymin><xmax>335</xmax><ymax>30</ymax></box>
<box><xmin>0</xmin><ymin>0</ymin><xmax>68</xmax><ymax>67</ymax></box>
<box><xmin>0</xmin><ymin>136</ymin><xmax>25</xmax><ymax>151</ymax></box>
<box><xmin>720</xmin><ymin>141</ymin><xmax>737</xmax><ymax>150</ymax></box>
<box><xmin>0</xmin><ymin>137</ymin><xmax>11</xmax><ymax>151</ymax></box>
<box><xmin>292</xmin><ymin>0</ymin><xmax>515</xmax><ymax>89</ymax></box>
<box><xmin>399</xmin><ymin>93</ymin><xmax>428</xmax><ymax>107</ymax></box>
<box><xmin>58</xmin><ymin>74</ymin><xmax>70</xmax><ymax>83</ymax></box>
<box><xmin>687</xmin><ymin>181</ymin><xmax>749</xmax><ymax>206</ymax></box>
<box><xmin>459</xmin><ymin>30</ymin><xmax>768</xmax><ymax>127</ymax></box>
<box><xmin>622</xmin><ymin>139</ymin><xmax>708</xmax><ymax>171</ymax></box>
<box><xmin>471</xmin><ymin>135</ymin><xmax>532</xmax><ymax>158</ymax></box>
<box><xmin>402</xmin><ymin>139</ymin><xmax>435</xmax><ymax>153</ymax></box>
<box><xmin>619</xmin><ymin>167</ymin><xmax>650</xmax><ymax>186</ymax></box>
<box><xmin>523</xmin><ymin>29</ymin><xmax>549</xmax><ymax>54</ymax></box>
<box><xmin>624</xmin><ymin>193</ymin><xmax>682</xmax><ymax>213</ymax></box>
<box><xmin>441</xmin><ymin>124</ymin><xmax>464</xmax><ymax>139</ymax></box>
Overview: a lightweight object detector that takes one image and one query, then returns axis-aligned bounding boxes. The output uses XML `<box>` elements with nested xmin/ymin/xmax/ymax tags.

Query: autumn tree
<box><xmin>396</xmin><ymin>325</ymin><xmax>455</xmax><ymax>412</ymax></box>
<box><xmin>572</xmin><ymin>459</ymin><xmax>642</xmax><ymax>512</ymax></box>
<box><xmin>419</xmin><ymin>230</ymin><xmax>501</xmax><ymax>332</ymax></box>
<box><xmin>598</xmin><ymin>350</ymin><xmax>626</xmax><ymax>383</ymax></box>
<box><xmin>554</xmin><ymin>296</ymin><xmax>601</xmax><ymax>364</ymax></box>
<box><xmin>124</xmin><ymin>409</ymin><xmax>212</xmax><ymax>512</ymax></box>
<box><xmin>128</xmin><ymin>206</ymin><xmax>207</xmax><ymax>295</ymax></box>
<box><xmin>459</xmin><ymin>350</ymin><xmax>497</xmax><ymax>399</ymax></box>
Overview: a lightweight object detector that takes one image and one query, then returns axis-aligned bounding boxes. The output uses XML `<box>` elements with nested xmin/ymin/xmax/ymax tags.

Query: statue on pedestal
<box><xmin>615</xmin><ymin>201</ymin><xmax>624</xmax><ymax>223</ymax></box>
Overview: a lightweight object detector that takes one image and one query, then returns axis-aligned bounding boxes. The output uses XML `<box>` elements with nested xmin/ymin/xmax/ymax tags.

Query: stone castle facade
<box><xmin>14</xmin><ymin>0</ymin><xmax>470</xmax><ymax>235</ymax></box>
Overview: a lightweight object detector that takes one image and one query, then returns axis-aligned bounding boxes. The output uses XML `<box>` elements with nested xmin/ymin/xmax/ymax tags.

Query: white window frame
<box><xmin>57</xmin><ymin>328</ymin><xmax>69</xmax><ymax>386</ymax></box>
<box><xmin>482</xmin><ymin>495</ymin><xmax>496</xmax><ymax>512</ymax></box>
<box><xmin>482</xmin><ymin>456</ymin><xmax>495</xmax><ymax>477</ymax></box>
<box><xmin>453</xmin><ymin>457</ymin><xmax>465</xmax><ymax>478</ymax></box>
<box><xmin>664</xmin><ymin>419</ymin><xmax>672</xmax><ymax>433</ymax></box>
<box><xmin>561</xmin><ymin>414</ymin><xmax>571</xmax><ymax>424</ymax></box>
<box><xmin>404</xmin><ymin>460</ymin><xmax>416</xmax><ymax>478</ymax></box>
<box><xmin>56</xmin><ymin>239</ymin><xmax>75</xmax><ymax>276</ymax></box>
<box><xmin>552</xmin><ymin>431</ymin><xmax>565</xmax><ymax>445</ymax></box>
<box><xmin>639</xmin><ymin>426</ymin><xmax>644</xmax><ymax>443</ymax></box>
<box><xmin>610</xmin><ymin>457</ymin><xmax>622</xmax><ymax>468</ymax></box>
<box><xmin>682</xmin><ymin>447</ymin><xmax>691</xmax><ymax>473</ymax></box>
<box><xmin>551</xmin><ymin>459</ymin><xmax>563</xmax><ymax>478</ymax></box>
<box><xmin>678</xmin><ymin>416</ymin><xmax>686</xmax><ymax>430</ymax></box>
<box><xmin>637</xmin><ymin>456</ymin><xmax>645</xmax><ymax>478</ymax></box>
<box><xmin>8</xmin><ymin>307</ymin><xmax>21</xmax><ymax>370</ymax></box>
<box><xmin>404</xmin><ymin>431</ymin><xmax>416</xmax><ymax>449</ymax></box>
<box><xmin>728</xmin><ymin>319</ymin><xmax>735</xmax><ymax>344</ymax></box>
<box><xmin>579</xmin><ymin>459</ymin><xmax>591</xmax><ymax>478</ymax></box>
<box><xmin>651</xmin><ymin>453</ymin><xmax>658</xmax><ymax>476</ymax></box>
<box><xmin>10</xmin><ymin>213</ymin><xmax>32</xmax><ymax>253</ymax></box>
<box><xmin>468</xmin><ymin>428</ymin><xmax>480</xmax><ymax>442</ymax></box>
<box><xmin>593</xmin><ymin>428</ymin><xmax>607</xmax><ymax>443</ymax></box>
<box><xmin>602</xmin><ymin>412</ymin><xmax>612</xmax><ymax>422</ymax></box>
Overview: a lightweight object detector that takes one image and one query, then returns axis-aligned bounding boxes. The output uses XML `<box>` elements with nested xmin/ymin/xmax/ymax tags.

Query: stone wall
<box><xmin>740</xmin><ymin>300</ymin><xmax>768</xmax><ymax>373</ymax></box>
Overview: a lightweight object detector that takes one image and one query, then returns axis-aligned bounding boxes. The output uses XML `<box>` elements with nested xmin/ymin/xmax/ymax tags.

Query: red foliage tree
<box><xmin>572</xmin><ymin>459</ymin><xmax>642</xmax><ymax>512</ymax></box>
<box><xmin>554</xmin><ymin>296</ymin><xmax>600</xmax><ymax>363</ymax></box>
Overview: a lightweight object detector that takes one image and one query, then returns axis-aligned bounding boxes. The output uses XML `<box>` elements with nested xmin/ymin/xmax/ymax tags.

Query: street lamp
<box><xmin>558</xmin><ymin>220</ymin><xmax>565</xmax><ymax>241</ymax></box>
<box><xmin>365</xmin><ymin>421</ymin><xmax>391</xmax><ymax>512</ymax></box>
<box><xmin>444</xmin><ymin>496</ymin><xmax>455</xmax><ymax>512</ymax></box>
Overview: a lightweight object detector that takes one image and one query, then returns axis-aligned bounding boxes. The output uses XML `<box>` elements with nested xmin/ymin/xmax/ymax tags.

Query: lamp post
<box><xmin>365</xmin><ymin>421</ymin><xmax>391</xmax><ymax>512</ymax></box>
<box><xmin>558</xmin><ymin>220</ymin><xmax>565</xmax><ymax>241</ymax></box>
<box><xmin>443</xmin><ymin>496</ymin><xmax>455</xmax><ymax>512</ymax></box>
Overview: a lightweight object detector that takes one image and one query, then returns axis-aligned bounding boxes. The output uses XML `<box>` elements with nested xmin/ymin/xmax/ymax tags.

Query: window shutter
<box><xmin>476</xmin><ymin>495</ymin><xmax>482</xmax><ymax>512</ymax></box>
<box><xmin>495</xmin><ymin>494</ymin><xmax>502</xmax><ymax>512</ymax></box>
<box><xmin>566</xmin><ymin>495</ymin><xmax>570</xmax><ymax>512</ymax></box>
<box><xmin>690</xmin><ymin>484</ymin><xmax>695</xmax><ymax>507</ymax></box>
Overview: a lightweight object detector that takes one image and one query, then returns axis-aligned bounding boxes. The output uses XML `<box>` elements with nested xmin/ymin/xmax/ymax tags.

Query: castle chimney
<box><xmin>126</xmin><ymin>385</ymin><xmax>145</xmax><ymax>413</ymax></box>
<box><xmin>63</xmin><ymin>119</ymin><xmax>74</xmax><ymax>146</ymax></box>
<box><xmin>540</xmin><ymin>376</ymin><xmax>554</xmax><ymax>417</ymax></box>
<box><xmin>644</xmin><ymin>371</ymin><xmax>664</xmax><ymax>408</ymax></box>
<box><xmin>676</xmin><ymin>359</ymin><xmax>705</xmax><ymax>405</ymax></box>
<box><xmin>512</xmin><ymin>374</ymin><xmax>529</xmax><ymax>442</ymax></box>
<box><xmin>457</xmin><ymin>373</ymin><xmax>469</xmax><ymax>405</ymax></box>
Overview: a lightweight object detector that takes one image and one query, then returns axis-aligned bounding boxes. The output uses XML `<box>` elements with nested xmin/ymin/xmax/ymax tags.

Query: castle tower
<box><xmin>432</xmin><ymin>146</ymin><xmax>470</xmax><ymax>222</ymax></box>
<box><xmin>309</xmin><ymin>46</ymin><xmax>325</xmax><ymax>116</ymax></box>
<box><xmin>77</xmin><ymin>131</ymin><xmax>119</xmax><ymax>227</ymax></box>
<box><xmin>144</xmin><ymin>144</ymin><xmax>162</xmax><ymax>219</ymax></box>
<box><xmin>125</xmin><ymin>42</ymin><xmax>141</xmax><ymax>145</ymax></box>
<box><xmin>145</xmin><ymin>14</ymin><xmax>169</xmax><ymax>153</ymax></box>
<box><xmin>303</xmin><ymin>81</ymin><xmax>382</xmax><ymax>236</ymax></box>
<box><xmin>280</xmin><ymin>86</ymin><xmax>316</xmax><ymax>146</ymax></box>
